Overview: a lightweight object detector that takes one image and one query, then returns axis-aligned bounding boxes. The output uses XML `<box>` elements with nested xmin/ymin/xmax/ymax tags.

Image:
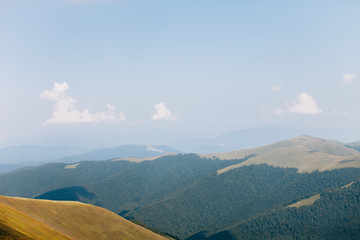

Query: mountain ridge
<box><xmin>203</xmin><ymin>135</ymin><xmax>360</xmax><ymax>174</ymax></box>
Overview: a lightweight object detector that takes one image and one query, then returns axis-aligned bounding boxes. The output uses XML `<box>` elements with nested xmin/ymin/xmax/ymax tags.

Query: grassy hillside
<box><xmin>217</xmin><ymin>148</ymin><xmax>360</xmax><ymax>174</ymax></box>
<box><xmin>209</xmin><ymin>135</ymin><xmax>360</xmax><ymax>174</ymax></box>
<box><xmin>0</xmin><ymin>196</ymin><xmax>168</xmax><ymax>240</ymax></box>
<box><xmin>205</xmin><ymin>135</ymin><xmax>358</xmax><ymax>160</ymax></box>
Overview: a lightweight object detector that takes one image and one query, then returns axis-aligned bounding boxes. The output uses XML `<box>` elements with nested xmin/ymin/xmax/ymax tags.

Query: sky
<box><xmin>0</xmin><ymin>0</ymin><xmax>360</xmax><ymax>146</ymax></box>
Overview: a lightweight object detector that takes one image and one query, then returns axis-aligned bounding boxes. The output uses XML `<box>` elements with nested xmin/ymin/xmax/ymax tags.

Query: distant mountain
<box><xmin>0</xmin><ymin>145</ymin><xmax>91</xmax><ymax>164</ymax></box>
<box><xmin>0</xmin><ymin>145</ymin><xmax>91</xmax><ymax>173</ymax></box>
<box><xmin>0</xmin><ymin>195</ymin><xmax>168</xmax><ymax>240</ymax></box>
<box><xmin>0</xmin><ymin>163</ymin><xmax>23</xmax><ymax>174</ymax></box>
<box><xmin>0</xmin><ymin>144</ymin><xmax>182</xmax><ymax>173</ymax></box>
<box><xmin>1</xmin><ymin>135</ymin><xmax>359</xmax><ymax>239</ymax></box>
<box><xmin>58</xmin><ymin>144</ymin><xmax>182</xmax><ymax>163</ymax></box>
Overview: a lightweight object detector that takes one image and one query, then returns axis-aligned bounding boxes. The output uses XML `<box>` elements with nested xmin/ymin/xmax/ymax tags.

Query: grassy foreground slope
<box><xmin>0</xmin><ymin>196</ymin><xmax>168</xmax><ymax>240</ymax></box>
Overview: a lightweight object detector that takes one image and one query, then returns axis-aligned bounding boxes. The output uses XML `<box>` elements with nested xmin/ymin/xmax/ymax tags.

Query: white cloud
<box><xmin>151</xmin><ymin>102</ymin><xmax>178</xmax><ymax>121</ymax></box>
<box><xmin>270</xmin><ymin>85</ymin><xmax>282</xmax><ymax>91</ymax></box>
<box><xmin>274</xmin><ymin>93</ymin><xmax>323</xmax><ymax>115</ymax></box>
<box><xmin>341</xmin><ymin>73</ymin><xmax>356</xmax><ymax>84</ymax></box>
<box><xmin>41</xmin><ymin>82</ymin><xmax>126</xmax><ymax>124</ymax></box>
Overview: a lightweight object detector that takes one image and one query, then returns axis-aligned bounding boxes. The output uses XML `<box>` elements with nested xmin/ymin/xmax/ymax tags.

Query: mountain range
<box><xmin>0</xmin><ymin>144</ymin><xmax>182</xmax><ymax>173</ymax></box>
<box><xmin>0</xmin><ymin>135</ymin><xmax>359</xmax><ymax>239</ymax></box>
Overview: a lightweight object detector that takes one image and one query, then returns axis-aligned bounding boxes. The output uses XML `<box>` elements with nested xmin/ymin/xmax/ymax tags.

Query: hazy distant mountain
<box><xmin>0</xmin><ymin>144</ymin><xmax>181</xmax><ymax>173</ymax></box>
<box><xmin>0</xmin><ymin>145</ymin><xmax>91</xmax><ymax>173</ymax></box>
<box><xmin>3</xmin><ymin>125</ymin><xmax>357</xmax><ymax>154</ymax></box>
<box><xmin>58</xmin><ymin>144</ymin><xmax>182</xmax><ymax>163</ymax></box>
<box><xmin>0</xmin><ymin>163</ymin><xmax>23</xmax><ymax>174</ymax></box>
<box><xmin>0</xmin><ymin>195</ymin><xmax>168</xmax><ymax>240</ymax></box>
<box><xmin>0</xmin><ymin>145</ymin><xmax>91</xmax><ymax>165</ymax></box>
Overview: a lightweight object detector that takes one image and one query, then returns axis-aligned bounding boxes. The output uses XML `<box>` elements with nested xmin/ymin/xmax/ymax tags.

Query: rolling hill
<box><xmin>204</xmin><ymin>135</ymin><xmax>360</xmax><ymax>173</ymax></box>
<box><xmin>0</xmin><ymin>195</ymin><xmax>168</xmax><ymax>240</ymax></box>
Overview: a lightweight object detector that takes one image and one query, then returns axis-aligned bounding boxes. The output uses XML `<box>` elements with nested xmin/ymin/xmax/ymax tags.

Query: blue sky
<box><xmin>0</xmin><ymin>0</ymin><xmax>359</xmax><ymax>145</ymax></box>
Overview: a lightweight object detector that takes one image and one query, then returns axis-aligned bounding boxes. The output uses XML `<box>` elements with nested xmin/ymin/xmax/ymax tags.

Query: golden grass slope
<box><xmin>0</xmin><ymin>196</ymin><xmax>168</xmax><ymax>240</ymax></box>
<box><xmin>212</xmin><ymin>135</ymin><xmax>360</xmax><ymax>174</ymax></box>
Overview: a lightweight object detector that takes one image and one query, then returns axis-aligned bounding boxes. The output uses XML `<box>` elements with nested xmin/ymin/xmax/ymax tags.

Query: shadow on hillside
<box><xmin>35</xmin><ymin>186</ymin><xmax>96</xmax><ymax>202</ymax></box>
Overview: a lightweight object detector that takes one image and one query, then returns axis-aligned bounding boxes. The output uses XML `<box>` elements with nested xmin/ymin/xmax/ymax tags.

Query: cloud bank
<box><xmin>41</xmin><ymin>82</ymin><xmax>126</xmax><ymax>124</ymax></box>
<box><xmin>274</xmin><ymin>93</ymin><xmax>323</xmax><ymax>115</ymax></box>
<box><xmin>151</xmin><ymin>102</ymin><xmax>178</xmax><ymax>121</ymax></box>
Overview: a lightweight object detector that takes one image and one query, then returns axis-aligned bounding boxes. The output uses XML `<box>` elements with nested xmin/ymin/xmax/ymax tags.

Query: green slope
<box><xmin>0</xmin><ymin>160</ymin><xmax>135</xmax><ymax>198</ymax></box>
<box><xmin>125</xmin><ymin>165</ymin><xmax>360</xmax><ymax>239</ymax></box>
<box><xmin>36</xmin><ymin>154</ymin><xmax>251</xmax><ymax>213</ymax></box>
<box><xmin>189</xmin><ymin>180</ymin><xmax>360</xmax><ymax>240</ymax></box>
